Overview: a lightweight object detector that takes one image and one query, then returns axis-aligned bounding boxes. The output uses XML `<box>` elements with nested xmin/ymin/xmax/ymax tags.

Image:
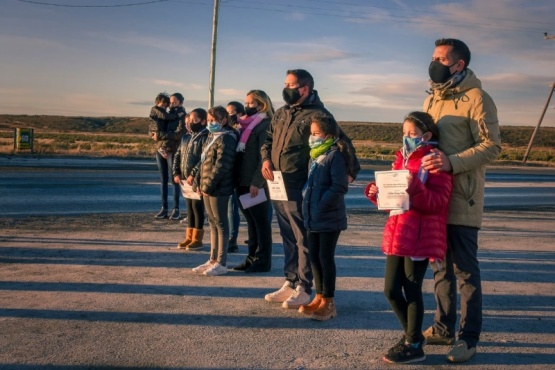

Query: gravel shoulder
<box><xmin>1</xmin><ymin>209</ymin><xmax>554</xmax><ymax>369</ymax></box>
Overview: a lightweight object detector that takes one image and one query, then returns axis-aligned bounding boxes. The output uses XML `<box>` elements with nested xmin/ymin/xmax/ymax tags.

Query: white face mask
<box><xmin>308</xmin><ymin>135</ymin><xmax>325</xmax><ymax>149</ymax></box>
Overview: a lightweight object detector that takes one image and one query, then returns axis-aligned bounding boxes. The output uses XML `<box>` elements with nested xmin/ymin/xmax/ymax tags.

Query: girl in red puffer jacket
<box><xmin>366</xmin><ymin>111</ymin><xmax>453</xmax><ymax>365</ymax></box>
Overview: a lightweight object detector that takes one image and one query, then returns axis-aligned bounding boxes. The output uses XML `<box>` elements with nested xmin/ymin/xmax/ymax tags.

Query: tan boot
<box><xmin>298</xmin><ymin>294</ymin><xmax>322</xmax><ymax>315</ymax></box>
<box><xmin>186</xmin><ymin>229</ymin><xmax>204</xmax><ymax>251</ymax></box>
<box><xmin>177</xmin><ymin>228</ymin><xmax>193</xmax><ymax>249</ymax></box>
<box><xmin>311</xmin><ymin>298</ymin><xmax>336</xmax><ymax>321</ymax></box>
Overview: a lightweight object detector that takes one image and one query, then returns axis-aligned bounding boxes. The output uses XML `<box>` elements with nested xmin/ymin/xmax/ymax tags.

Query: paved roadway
<box><xmin>1</xmin><ymin>156</ymin><xmax>554</xmax><ymax>216</ymax></box>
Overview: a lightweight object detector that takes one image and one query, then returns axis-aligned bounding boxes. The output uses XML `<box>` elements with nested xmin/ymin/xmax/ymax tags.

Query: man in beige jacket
<box><xmin>420</xmin><ymin>38</ymin><xmax>502</xmax><ymax>363</ymax></box>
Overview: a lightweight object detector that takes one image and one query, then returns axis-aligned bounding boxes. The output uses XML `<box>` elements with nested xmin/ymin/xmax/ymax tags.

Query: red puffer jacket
<box><xmin>367</xmin><ymin>144</ymin><xmax>453</xmax><ymax>261</ymax></box>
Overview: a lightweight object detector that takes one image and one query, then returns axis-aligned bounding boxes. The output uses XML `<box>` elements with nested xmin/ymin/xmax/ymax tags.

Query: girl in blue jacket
<box><xmin>299</xmin><ymin>113</ymin><xmax>350</xmax><ymax>321</ymax></box>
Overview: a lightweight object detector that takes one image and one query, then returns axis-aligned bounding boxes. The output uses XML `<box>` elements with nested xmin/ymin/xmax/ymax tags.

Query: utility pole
<box><xmin>208</xmin><ymin>0</ymin><xmax>220</xmax><ymax>109</ymax></box>
<box><xmin>522</xmin><ymin>81</ymin><xmax>555</xmax><ymax>163</ymax></box>
<box><xmin>522</xmin><ymin>33</ymin><xmax>554</xmax><ymax>164</ymax></box>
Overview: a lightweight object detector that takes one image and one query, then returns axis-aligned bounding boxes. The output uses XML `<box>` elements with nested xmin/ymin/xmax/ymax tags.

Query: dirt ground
<box><xmin>1</xmin><ymin>209</ymin><xmax>554</xmax><ymax>369</ymax></box>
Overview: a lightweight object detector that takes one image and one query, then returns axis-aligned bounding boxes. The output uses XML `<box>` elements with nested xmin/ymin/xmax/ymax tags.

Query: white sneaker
<box><xmin>264</xmin><ymin>281</ymin><xmax>295</xmax><ymax>303</ymax></box>
<box><xmin>192</xmin><ymin>260</ymin><xmax>213</xmax><ymax>273</ymax></box>
<box><xmin>203</xmin><ymin>262</ymin><xmax>228</xmax><ymax>276</ymax></box>
<box><xmin>282</xmin><ymin>286</ymin><xmax>310</xmax><ymax>309</ymax></box>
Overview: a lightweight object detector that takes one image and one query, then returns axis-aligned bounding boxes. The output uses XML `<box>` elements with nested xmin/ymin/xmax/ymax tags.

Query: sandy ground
<box><xmin>1</xmin><ymin>209</ymin><xmax>554</xmax><ymax>370</ymax></box>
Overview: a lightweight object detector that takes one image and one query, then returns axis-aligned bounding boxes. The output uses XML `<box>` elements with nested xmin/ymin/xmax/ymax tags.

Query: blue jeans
<box><xmin>155</xmin><ymin>151</ymin><xmax>180</xmax><ymax>210</ymax></box>
<box><xmin>272</xmin><ymin>188</ymin><xmax>312</xmax><ymax>293</ymax></box>
<box><xmin>228</xmin><ymin>192</ymin><xmax>240</xmax><ymax>243</ymax></box>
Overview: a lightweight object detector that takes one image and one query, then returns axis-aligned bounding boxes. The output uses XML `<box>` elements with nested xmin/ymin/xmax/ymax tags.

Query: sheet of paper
<box><xmin>266</xmin><ymin>171</ymin><xmax>288</xmax><ymax>201</ymax></box>
<box><xmin>239</xmin><ymin>188</ymin><xmax>267</xmax><ymax>209</ymax></box>
<box><xmin>180</xmin><ymin>180</ymin><xmax>201</xmax><ymax>200</ymax></box>
<box><xmin>374</xmin><ymin>170</ymin><xmax>410</xmax><ymax>211</ymax></box>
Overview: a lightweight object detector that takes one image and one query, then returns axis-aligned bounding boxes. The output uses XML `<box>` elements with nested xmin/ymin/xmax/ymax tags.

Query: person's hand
<box><xmin>348</xmin><ymin>175</ymin><xmax>354</xmax><ymax>184</ymax></box>
<box><xmin>249</xmin><ymin>185</ymin><xmax>259</xmax><ymax>198</ymax></box>
<box><xmin>186</xmin><ymin>176</ymin><xmax>194</xmax><ymax>186</ymax></box>
<box><xmin>173</xmin><ymin>175</ymin><xmax>180</xmax><ymax>184</ymax></box>
<box><xmin>367</xmin><ymin>184</ymin><xmax>378</xmax><ymax>198</ymax></box>
<box><xmin>261</xmin><ymin>160</ymin><xmax>274</xmax><ymax>181</ymax></box>
<box><xmin>201</xmin><ymin>192</ymin><xmax>209</xmax><ymax>197</ymax></box>
<box><xmin>421</xmin><ymin>148</ymin><xmax>452</xmax><ymax>174</ymax></box>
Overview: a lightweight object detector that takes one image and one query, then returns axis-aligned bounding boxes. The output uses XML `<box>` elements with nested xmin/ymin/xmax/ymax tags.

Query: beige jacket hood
<box><xmin>423</xmin><ymin>69</ymin><xmax>502</xmax><ymax>228</ymax></box>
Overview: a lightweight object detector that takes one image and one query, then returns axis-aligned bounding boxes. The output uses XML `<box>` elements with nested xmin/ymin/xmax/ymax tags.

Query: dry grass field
<box><xmin>0</xmin><ymin>114</ymin><xmax>554</xmax><ymax>165</ymax></box>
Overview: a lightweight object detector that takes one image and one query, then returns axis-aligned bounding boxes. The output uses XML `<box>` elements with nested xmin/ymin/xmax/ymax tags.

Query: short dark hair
<box><xmin>287</xmin><ymin>69</ymin><xmax>314</xmax><ymax>91</ymax></box>
<box><xmin>191</xmin><ymin>108</ymin><xmax>207</xmax><ymax>122</ymax></box>
<box><xmin>155</xmin><ymin>92</ymin><xmax>170</xmax><ymax>105</ymax></box>
<box><xmin>404</xmin><ymin>111</ymin><xmax>439</xmax><ymax>141</ymax></box>
<box><xmin>227</xmin><ymin>101</ymin><xmax>245</xmax><ymax>116</ymax></box>
<box><xmin>171</xmin><ymin>92</ymin><xmax>184</xmax><ymax>104</ymax></box>
<box><xmin>311</xmin><ymin>112</ymin><xmax>338</xmax><ymax>137</ymax></box>
<box><xmin>435</xmin><ymin>38</ymin><xmax>471</xmax><ymax>69</ymax></box>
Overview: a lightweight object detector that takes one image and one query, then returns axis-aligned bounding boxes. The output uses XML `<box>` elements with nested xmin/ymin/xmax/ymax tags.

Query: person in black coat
<box><xmin>172</xmin><ymin>108</ymin><xmax>209</xmax><ymax>251</ymax></box>
<box><xmin>231</xmin><ymin>90</ymin><xmax>275</xmax><ymax>273</ymax></box>
<box><xmin>191</xmin><ymin>106</ymin><xmax>238</xmax><ymax>277</ymax></box>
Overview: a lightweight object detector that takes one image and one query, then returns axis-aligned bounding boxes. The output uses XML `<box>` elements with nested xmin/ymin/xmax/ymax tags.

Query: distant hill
<box><xmin>1</xmin><ymin>114</ymin><xmax>554</xmax><ymax>147</ymax></box>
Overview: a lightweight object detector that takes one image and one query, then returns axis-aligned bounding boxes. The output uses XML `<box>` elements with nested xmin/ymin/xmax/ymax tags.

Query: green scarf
<box><xmin>310</xmin><ymin>137</ymin><xmax>334</xmax><ymax>159</ymax></box>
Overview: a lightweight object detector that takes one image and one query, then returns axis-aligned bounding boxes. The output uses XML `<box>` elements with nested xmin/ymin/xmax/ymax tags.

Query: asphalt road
<box><xmin>1</xmin><ymin>156</ymin><xmax>555</xmax><ymax>216</ymax></box>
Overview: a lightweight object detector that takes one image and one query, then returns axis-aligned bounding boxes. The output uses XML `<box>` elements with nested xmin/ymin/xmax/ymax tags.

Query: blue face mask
<box><xmin>403</xmin><ymin>136</ymin><xmax>423</xmax><ymax>153</ymax></box>
<box><xmin>207</xmin><ymin>122</ymin><xmax>221</xmax><ymax>133</ymax></box>
<box><xmin>308</xmin><ymin>135</ymin><xmax>325</xmax><ymax>149</ymax></box>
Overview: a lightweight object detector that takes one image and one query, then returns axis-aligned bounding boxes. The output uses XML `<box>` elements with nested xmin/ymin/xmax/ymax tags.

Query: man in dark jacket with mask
<box><xmin>261</xmin><ymin>69</ymin><xmax>359</xmax><ymax>309</ymax></box>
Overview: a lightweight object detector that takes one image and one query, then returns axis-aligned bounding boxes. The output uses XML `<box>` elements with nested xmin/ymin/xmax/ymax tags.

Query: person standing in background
<box><xmin>151</xmin><ymin>92</ymin><xmax>186</xmax><ymax>220</ymax></box>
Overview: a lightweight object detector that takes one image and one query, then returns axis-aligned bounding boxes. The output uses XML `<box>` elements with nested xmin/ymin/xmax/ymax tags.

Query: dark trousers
<box><xmin>228</xmin><ymin>192</ymin><xmax>240</xmax><ymax>243</ymax></box>
<box><xmin>307</xmin><ymin>231</ymin><xmax>340</xmax><ymax>298</ymax></box>
<box><xmin>203</xmin><ymin>195</ymin><xmax>230</xmax><ymax>266</ymax></box>
<box><xmin>272</xmin><ymin>188</ymin><xmax>312</xmax><ymax>293</ymax></box>
<box><xmin>384</xmin><ymin>255</ymin><xmax>429</xmax><ymax>344</ymax></box>
<box><xmin>237</xmin><ymin>186</ymin><xmax>272</xmax><ymax>267</ymax></box>
<box><xmin>186</xmin><ymin>198</ymin><xmax>204</xmax><ymax>229</ymax></box>
<box><xmin>432</xmin><ymin>225</ymin><xmax>482</xmax><ymax>347</ymax></box>
<box><xmin>155</xmin><ymin>152</ymin><xmax>180</xmax><ymax>210</ymax></box>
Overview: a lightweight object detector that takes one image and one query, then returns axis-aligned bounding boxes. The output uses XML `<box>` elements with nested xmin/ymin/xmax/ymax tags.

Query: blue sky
<box><xmin>1</xmin><ymin>0</ymin><xmax>554</xmax><ymax>127</ymax></box>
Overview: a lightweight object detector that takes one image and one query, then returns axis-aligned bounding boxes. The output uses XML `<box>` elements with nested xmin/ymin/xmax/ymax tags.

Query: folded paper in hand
<box><xmin>239</xmin><ymin>188</ymin><xmax>267</xmax><ymax>209</ymax></box>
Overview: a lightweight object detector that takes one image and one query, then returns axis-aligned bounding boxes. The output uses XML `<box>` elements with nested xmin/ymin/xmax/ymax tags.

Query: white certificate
<box><xmin>239</xmin><ymin>188</ymin><xmax>267</xmax><ymax>209</ymax></box>
<box><xmin>180</xmin><ymin>180</ymin><xmax>201</xmax><ymax>200</ymax></box>
<box><xmin>374</xmin><ymin>170</ymin><xmax>410</xmax><ymax>211</ymax></box>
<box><xmin>266</xmin><ymin>171</ymin><xmax>288</xmax><ymax>201</ymax></box>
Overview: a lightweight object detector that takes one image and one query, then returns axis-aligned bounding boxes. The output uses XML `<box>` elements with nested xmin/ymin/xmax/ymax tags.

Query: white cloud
<box><xmin>153</xmin><ymin>79</ymin><xmax>184</xmax><ymax>87</ymax></box>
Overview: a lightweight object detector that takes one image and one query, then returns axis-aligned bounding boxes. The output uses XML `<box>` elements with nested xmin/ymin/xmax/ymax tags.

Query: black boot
<box><xmin>232</xmin><ymin>259</ymin><xmax>251</xmax><ymax>271</ymax></box>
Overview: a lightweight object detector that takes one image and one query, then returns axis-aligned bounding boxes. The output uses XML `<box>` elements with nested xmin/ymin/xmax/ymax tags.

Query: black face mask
<box><xmin>282</xmin><ymin>87</ymin><xmax>302</xmax><ymax>105</ymax></box>
<box><xmin>245</xmin><ymin>106</ymin><xmax>258</xmax><ymax>117</ymax></box>
<box><xmin>428</xmin><ymin>60</ymin><xmax>458</xmax><ymax>84</ymax></box>
<box><xmin>190</xmin><ymin>122</ymin><xmax>204</xmax><ymax>132</ymax></box>
<box><xmin>228</xmin><ymin>114</ymin><xmax>237</xmax><ymax>126</ymax></box>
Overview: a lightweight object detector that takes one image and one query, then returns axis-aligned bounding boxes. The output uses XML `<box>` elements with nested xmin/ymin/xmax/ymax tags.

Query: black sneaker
<box><xmin>227</xmin><ymin>241</ymin><xmax>238</xmax><ymax>253</ymax></box>
<box><xmin>383</xmin><ymin>342</ymin><xmax>425</xmax><ymax>364</ymax></box>
<box><xmin>387</xmin><ymin>336</ymin><xmax>407</xmax><ymax>356</ymax></box>
<box><xmin>169</xmin><ymin>208</ymin><xmax>180</xmax><ymax>220</ymax></box>
<box><xmin>231</xmin><ymin>260</ymin><xmax>251</xmax><ymax>271</ymax></box>
<box><xmin>155</xmin><ymin>208</ymin><xmax>168</xmax><ymax>219</ymax></box>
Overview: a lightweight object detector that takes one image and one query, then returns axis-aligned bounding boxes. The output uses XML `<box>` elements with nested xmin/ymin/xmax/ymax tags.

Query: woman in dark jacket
<box><xmin>191</xmin><ymin>106</ymin><xmax>238</xmax><ymax>277</ymax></box>
<box><xmin>172</xmin><ymin>108</ymin><xmax>209</xmax><ymax>251</ymax></box>
<box><xmin>299</xmin><ymin>113</ymin><xmax>349</xmax><ymax>321</ymax></box>
<box><xmin>231</xmin><ymin>90</ymin><xmax>274</xmax><ymax>273</ymax></box>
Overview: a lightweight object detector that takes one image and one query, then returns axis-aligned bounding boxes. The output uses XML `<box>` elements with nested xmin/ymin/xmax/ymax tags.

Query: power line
<box><xmin>16</xmin><ymin>0</ymin><xmax>169</xmax><ymax>7</ymax></box>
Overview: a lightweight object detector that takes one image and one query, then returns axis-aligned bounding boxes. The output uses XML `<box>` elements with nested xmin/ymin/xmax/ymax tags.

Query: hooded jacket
<box><xmin>260</xmin><ymin>90</ymin><xmax>360</xmax><ymax>190</ymax></box>
<box><xmin>302</xmin><ymin>145</ymin><xmax>348</xmax><ymax>232</ymax></box>
<box><xmin>173</xmin><ymin>127</ymin><xmax>209</xmax><ymax>185</ymax></box>
<box><xmin>150</xmin><ymin>106</ymin><xmax>186</xmax><ymax>153</ymax></box>
<box><xmin>367</xmin><ymin>145</ymin><xmax>453</xmax><ymax>260</ymax></box>
<box><xmin>199</xmin><ymin>126</ymin><xmax>238</xmax><ymax>196</ymax></box>
<box><xmin>423</xmin><ymin>69</ymin><xmax>501</xmax><ymax>228</ymax></box>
